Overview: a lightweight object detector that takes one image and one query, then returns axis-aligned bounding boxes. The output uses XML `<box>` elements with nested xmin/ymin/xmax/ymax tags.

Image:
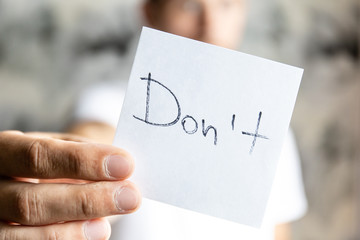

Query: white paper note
<box><xmin>113</xmin><ymin>27</ymin><xmax>303</xmax><ymax>228</ymax></box>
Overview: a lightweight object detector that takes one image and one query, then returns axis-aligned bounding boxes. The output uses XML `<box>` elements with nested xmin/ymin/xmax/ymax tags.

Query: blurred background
<box><xmin>0</xmin><ymin>0</ymin><xmax>358</xmax><ymax>239</ymax></box>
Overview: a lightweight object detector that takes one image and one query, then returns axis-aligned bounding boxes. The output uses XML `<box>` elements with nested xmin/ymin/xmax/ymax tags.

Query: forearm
<box><xmin>275</xmin><ymin>223</ymin><xmax>291</xmax><ymax>240</ymax></box>
<box><xmin>67</xmin><ymin>121</ymin><xmax>116</xmax><ymax>144</ymax></box>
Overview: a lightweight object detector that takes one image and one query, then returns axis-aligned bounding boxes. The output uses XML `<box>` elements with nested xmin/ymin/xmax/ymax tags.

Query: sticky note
<box><xmin>113</xmin><ymin>27</ymin><xmax>303</xmax><ymax>227</ymax></box>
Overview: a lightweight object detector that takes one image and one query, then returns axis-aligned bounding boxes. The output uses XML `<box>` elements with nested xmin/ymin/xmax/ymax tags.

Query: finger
<box><xmin>0</xmin><ymin>218</ymin><xmax>111</xmax><ymax>240</ymax></box>
<box><xmin>25</xmin><ymin>132</ymin><xmax>93</xmax><ymax>143</ymax></box>
<box><xmin>0</xmin><ymin>180</ymin><xmax>141</xmax><ymax>225</ymax></box>
<box><xmin>14</xmin><ymin>177</ymin><xmax>88</xmax><ymax>184</ymax></box>
<box><xmin>38</xmin><ymin>178</ymin><xmax>88</xmax><ymax>184</ymax></box>
<box><xmin>0</xmin><ymin>131</ymin><xmax>134</xmax><ymax>180</ymax></box>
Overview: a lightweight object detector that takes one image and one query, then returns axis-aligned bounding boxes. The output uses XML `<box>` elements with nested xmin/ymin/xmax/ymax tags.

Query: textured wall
<box><xmin>241</xmin><ymin>1</ymin><xmax>359</xmax><ymax>239</ymax></box>
<box><xmin>0</xmin><ymin>0</ymin><xmax>358</xmax><ymax>239</ymax></box>
<box><xmin>0</xmin><ymin>0</ymin><xmax>141</xmax><ymax>132</ymax></box>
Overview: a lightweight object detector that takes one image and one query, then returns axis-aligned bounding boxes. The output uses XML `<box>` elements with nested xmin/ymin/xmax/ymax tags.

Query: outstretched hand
<box><xmin>0</xmin><ymin>131</ymin><xmax>141</xmax><ymax>240</ymax></box>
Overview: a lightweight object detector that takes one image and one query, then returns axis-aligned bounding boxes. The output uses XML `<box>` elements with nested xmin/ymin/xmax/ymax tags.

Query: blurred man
<box><xmin>71</xmin><ymin>0</ymin><xmax>248</xmax><ymax>142</ymax></box>
<box><xmin>70</xmin><ymin>0</ymin><xmax>307</xmax><ymax>240</ymax></box>
<box><xmin>144</xmin><ymin>0</ymin><xmax>246</xmax><ymax>49</ymax></box>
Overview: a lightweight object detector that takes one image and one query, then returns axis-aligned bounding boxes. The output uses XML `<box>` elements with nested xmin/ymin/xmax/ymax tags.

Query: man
<box><xmin>70</xmin><ymin>0</ymin><xmax>248</xmax><ymax>142</ymax></box>
<box><xmin>0</xmin><ymin>0</ymin><xmax>306</xmax><ymax>239</ymax></box>
<box><xmin>71</xmin><ymin>0</ymin><xmax>307</xmax><ymax>240</ymax></box>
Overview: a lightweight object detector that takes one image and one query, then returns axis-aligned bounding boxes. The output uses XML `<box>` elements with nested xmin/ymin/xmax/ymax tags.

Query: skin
<box><xmin>71</xmin><ymin>0</ymin><xmax>248</xmax><ymax>144</ymax></box>
<box><xmin>275</xmin><ymin>223</ymin><xmax>292</xmax><ymax>240</ymax></box>
<box><xmin>143</xmin><ymin>2</ymin><xmax>292</xmax><ymax>238</ymax></box>
<box><xmin>0</xmin><ymin>131</ymin><xmax>141</xmax><ymax>240</ymax></box>
<box><xmin>1</xmin><ymin>0</ymin><xmax>291</xmax><ymax>239</ymax></box>
<box><xmin>144</xmin><ymin>0</ymin><xmax>247</xmax><ymax>49</ymax></box>
<box><xmin>72</xmin><ymin>0</ymin><xmax>293</xmax><ymax>239</ymax></box>
<box><xmin>69</xmin><ymin>121</ymin><xmax>116</xmax><ymax>144</ymax></box>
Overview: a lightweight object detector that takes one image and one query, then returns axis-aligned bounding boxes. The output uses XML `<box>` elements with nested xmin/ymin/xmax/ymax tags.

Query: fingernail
<box><xmin>84</xmin><ymin>219</ymin><xmax>111</xmax><ymax>240</ymax></box>
<box><xmin>105</xmin><ymin>155</ymin><xmax>132</xmax><ymax>179</ymax></box>
<box><xmin>115</xmin><ymin>186</ymin><xmax>140</xmax><ymax>212</ymax></box>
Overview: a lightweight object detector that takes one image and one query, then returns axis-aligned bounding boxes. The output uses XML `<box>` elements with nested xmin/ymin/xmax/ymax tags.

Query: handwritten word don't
<box><xmin>133</xmin><ymin>73</ymin><xmax>269</xmax><ymax>154</ymax></box>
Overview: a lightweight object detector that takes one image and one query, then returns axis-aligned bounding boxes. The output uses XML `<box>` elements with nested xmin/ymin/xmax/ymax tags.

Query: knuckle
<box><xmin>26</xmin><ymin>137</ymin><xmax>83</xmax><ymax>178</ymax></box>
<box><xmin>14</xmin><ymin>189</ymin><xmax>43</xmax><ymax>225</ymax></box>
<box><xmin>0</xmin><ymin>130</ymin><xmax>22</xmax><ymax>141</ymax></box>
<box><xmin>66</xmin><ymin>148</ymin><xmax>82</xmax><ymax>176</ymax></box>
<box><xmin>44</xmin><ymin>230</ymin><xmax>63</xmax><ymax>240</ymax></box>
<box><xmin>77</xmin><ymin>191</ymin><xmax>96</xmax><ymax>218</ymax></box>
<box><xmin>0</xmin><ymin>233</ymin><xmax>10</xmax><ymax>240</ymax></box>
<box><xmin>0</xmin><ymin>227</ymin><xmax>12</xmax><ymax>240</ymax></box>
<box><xmin>26</xmin><ymin>139</ymin><xmax>49</xmax><ymax>177</ymax></box>
<box><xmin>0</xmin><ymin>130</ymin><xmax>22</xmax><ymax>136</ymax></box>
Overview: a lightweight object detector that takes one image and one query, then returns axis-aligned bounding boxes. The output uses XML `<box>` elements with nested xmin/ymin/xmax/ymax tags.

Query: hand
<box><xmin>0</xmin><ymin>131</ymin><xmax>141</xmax><ymax>240</ymax></box>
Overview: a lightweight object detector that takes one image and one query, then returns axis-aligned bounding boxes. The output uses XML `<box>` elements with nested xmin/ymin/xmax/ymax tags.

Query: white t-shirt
<box><xmin>74</xmin><ymin>83</ymin><xmax>307</xmax><ymax>240</ymax></box>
